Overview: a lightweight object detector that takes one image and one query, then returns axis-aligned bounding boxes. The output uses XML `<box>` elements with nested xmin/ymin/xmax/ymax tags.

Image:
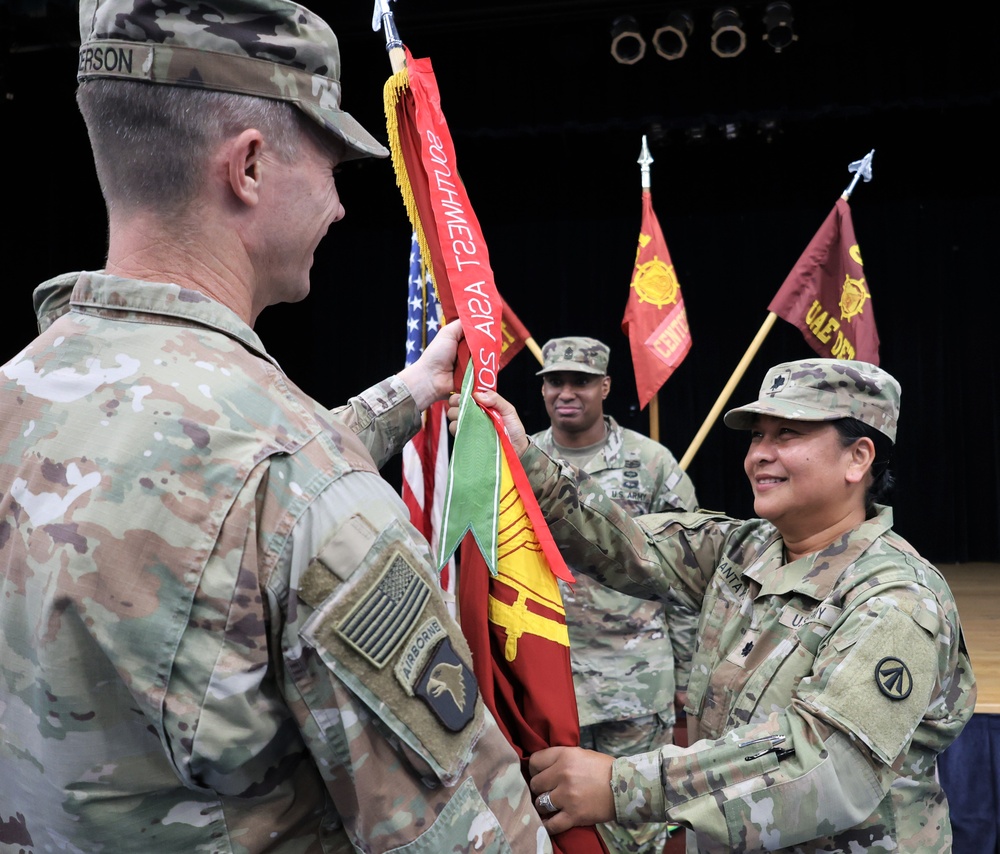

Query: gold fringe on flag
<box><xmin>383</xmin><ymin>68</ymin><xmax>443</xmax><ymax>312</ymax></box>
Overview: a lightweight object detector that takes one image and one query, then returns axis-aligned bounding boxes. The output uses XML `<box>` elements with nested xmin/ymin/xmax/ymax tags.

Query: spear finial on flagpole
<box><xmin>638</xmin><ymin>134</ymin><xmax>653</xmax><ymax>191</ymax></box>
<box><xmin>372</xmin><ymin>0</ymin><xmax>406</xmax><ymax>72</ymax></box>
<box><xmin>843</xmin><ymin>148</ymin><xmax>875</xmax><ymax>200</ymax></box>
<box><xmin>635</xmin><ymin>134</ymin><xmax>662</xmax><ymax>440</ymax></box>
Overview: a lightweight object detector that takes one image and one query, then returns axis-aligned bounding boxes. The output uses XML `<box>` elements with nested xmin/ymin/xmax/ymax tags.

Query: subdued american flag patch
<box><xmin>337</xmin><ymin>550</ymin><xmax>430</xmax><ymax>668</ymax></box>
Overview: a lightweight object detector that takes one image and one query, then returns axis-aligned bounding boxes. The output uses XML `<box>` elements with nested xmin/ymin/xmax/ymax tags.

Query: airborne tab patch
<box><xmin>336</xmin><ymin>549</ymin><xmax>430</xmax><ymax>668</ymax></box>
<box><xmin>413</xmin><ymin>636</ymin><xmax>478</xmax><ymax>732</ymax></box>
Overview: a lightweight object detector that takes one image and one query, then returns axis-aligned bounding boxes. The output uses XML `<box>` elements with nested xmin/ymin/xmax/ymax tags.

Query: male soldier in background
<box><xmin>0</xmin><ymin>1</ymin><xmax>549</xmax><ymax>851</ymax></box>
<box><xmin>531</xmin><ymin>336</ymin><xmax>699</xmax><ymax>853</ymax></box>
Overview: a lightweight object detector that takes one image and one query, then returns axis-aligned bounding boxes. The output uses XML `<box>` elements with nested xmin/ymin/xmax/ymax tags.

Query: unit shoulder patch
<box><xmin>874</xmin><ymin>655</ymin><xmax>912</xmax><ymax>700</ymax></box>
<box><xmin>413</xmin><ymin>635</ymin><xmax>477</xmax><ymax>732</ymax></box>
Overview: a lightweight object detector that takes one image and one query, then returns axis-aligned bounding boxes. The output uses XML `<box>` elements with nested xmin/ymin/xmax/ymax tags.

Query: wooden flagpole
<box><xmin>636</xmin><ymin>137</ymin><xmax>662</xmax><ymax>442</ymax></box>
<box><xmin>677</xmin><ymin>149</ymin><xmax>876</xmax><ymax>470</ymax></box>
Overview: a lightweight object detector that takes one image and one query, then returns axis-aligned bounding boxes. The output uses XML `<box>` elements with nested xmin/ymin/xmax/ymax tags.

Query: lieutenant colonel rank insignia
<box><xmin>875</xmin><ymin>656</ymin><xmax>913</xmax><ymax>700</ymax></box>
<box><xmin>415</xmin><ymin>636</ymin><xmax>477</xmax><ymax>731</ymax></box>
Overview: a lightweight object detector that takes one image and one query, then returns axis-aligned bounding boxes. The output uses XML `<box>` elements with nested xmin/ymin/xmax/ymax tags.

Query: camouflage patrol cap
<box><xmin>77</xmin><ymin>0</ymin><xmax>388</xmax><ymax>161</ymax></box>
<box><xmin>723</xmin><ymin>358</ymin><xmax>900</xmax><ymax>442</ymax></box>
<box><xmin>536</xmin><ymin>337</ymin><xmax>610</xmax><ymax>376</ymax></box>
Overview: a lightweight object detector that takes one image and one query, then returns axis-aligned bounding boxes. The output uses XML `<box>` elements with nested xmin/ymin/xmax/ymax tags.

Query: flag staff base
<box><xmin>679</xmin><ymin>311</ymin><xmax>777</xmax><ymax>470</ymax></box>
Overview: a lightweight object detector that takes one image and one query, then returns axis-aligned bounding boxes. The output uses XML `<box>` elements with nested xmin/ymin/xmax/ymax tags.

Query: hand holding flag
<box><xmin>402</xmin><ymin>232</ymin><xmax>455</xmax><ymax>611</ymax></box>
<box><xmin>379</xmin><ymin>25</ymin><xmax>609</xmax><ymax>852</ymax></box>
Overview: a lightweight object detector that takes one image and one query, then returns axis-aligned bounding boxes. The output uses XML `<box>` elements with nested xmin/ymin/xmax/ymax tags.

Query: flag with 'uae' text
<box><xmin>768</xmin><ymin>196</ymin><xmax>880</xmax><ymax>363</ymax></box>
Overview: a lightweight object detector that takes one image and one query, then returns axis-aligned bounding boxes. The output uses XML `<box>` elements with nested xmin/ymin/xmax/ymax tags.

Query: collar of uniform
<box><xmin>532</xmin><ymin>414</ymin><xmax>622</xmax><ymax>473</ymax></box>
<box><xmin>600</xmin><ymin>415</ymin><xmax>624</xmax><ymax>467</ymax></box>
<box><xmin>63</xmin><ymin>271</ymin><xmax>277</xmax><ymax>367</ymax></box>
<box><xmin>745</xmin><ymin>506</ymin><xmax>895</xmax><ymax>600</ymax></box>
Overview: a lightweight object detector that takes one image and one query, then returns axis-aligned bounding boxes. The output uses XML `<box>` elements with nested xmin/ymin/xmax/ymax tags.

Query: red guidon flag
<box><xmin>499</xmin><ymin>299</ymin><xmax>531</xmax><ymax>368</ymax></box>
<box><xmin>621</xmin><ymin>189</ymin><xmax>692</xmax><ymax>409</ymax></box>
<box><xmin>768</xmin><ymin>196</ymin><xmax>880</xmax><ymax>363</ymax></box>
<box><xmin>384</xmin><ymin>48</ymin><xmax>608</xmax><ymax>854</ymax></box>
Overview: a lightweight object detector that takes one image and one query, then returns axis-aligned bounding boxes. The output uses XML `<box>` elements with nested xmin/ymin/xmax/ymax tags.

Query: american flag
<box><xmin>402</xmin><ymin>232</ymin><xmax>456</xmax><ymax>615</ymax></box>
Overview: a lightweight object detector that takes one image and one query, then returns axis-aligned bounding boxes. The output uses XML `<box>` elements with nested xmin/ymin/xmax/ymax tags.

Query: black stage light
<box><xmin>611</xmin><ymin>15</ymin><xmax>647</xmax><ymax>65</ymax></box>
<box><xmin>710</xmin><ymin>6</ymin><xmax>747</xmax><ymax>58</ymax></box>
<box><xmin>763</xmin><ymin>1</ymin><xmax>798</xmax><ymax>52</ymax></box>
<box><xmin>652</xmin><ymin>10</ymin><xmax>694</xmax><ymax>61</ymax></box>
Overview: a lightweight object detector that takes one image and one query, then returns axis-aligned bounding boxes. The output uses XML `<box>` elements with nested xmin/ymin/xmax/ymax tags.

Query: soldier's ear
<box><xmin>845</xmin><ymin>437</ymin><xmax>875</xmax><ymax>485</ymax></box>
<box><xmin>602</xmin><ymin>376</ymin><xmax>611</xmax><ymax>400</ymax></box>
<box><xmin>227</xmin><ymin>129</ymin><xmax>265</xmax><ymax>207</ymax></box>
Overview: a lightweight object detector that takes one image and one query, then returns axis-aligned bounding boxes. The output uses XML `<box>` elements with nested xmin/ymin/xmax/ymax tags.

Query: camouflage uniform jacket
<box><xmin>0</xmin><ymin>271</ymin><xmax>550</xmax><ymax>854</ymax></box>
<box><xmin>531</xmin><ymin>416</ymin><xmax>699</xmax><ymax>726</ymax></box>
<box><xmin>521</xmin><ymin>443</ymin><xmax>977</xmax><ymax>853</ymax></box>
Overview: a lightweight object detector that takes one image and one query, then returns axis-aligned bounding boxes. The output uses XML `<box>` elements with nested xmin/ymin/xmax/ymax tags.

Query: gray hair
<box><xmin>76</xmin><ymin>79</ymin><xmax>310</xmax><ymax>218</ymax></box>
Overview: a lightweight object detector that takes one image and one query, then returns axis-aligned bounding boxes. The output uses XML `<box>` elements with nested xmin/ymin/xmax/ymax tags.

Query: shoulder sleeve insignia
<box><xmin>875</xmin><ymin>656</ymin><xmax>913</xmax><ymax>700</ymax></box>
<box><xmin>414</xmin><ymin>636</ymin><xmax>478</xmax><ymax>732</ymax></box>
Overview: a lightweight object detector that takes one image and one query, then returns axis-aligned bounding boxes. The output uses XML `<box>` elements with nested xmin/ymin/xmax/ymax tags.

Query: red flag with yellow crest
<box><xmin>621</xmin><ymin>189</ymin><xmax>692</xmax><ymax>410</ymax></box>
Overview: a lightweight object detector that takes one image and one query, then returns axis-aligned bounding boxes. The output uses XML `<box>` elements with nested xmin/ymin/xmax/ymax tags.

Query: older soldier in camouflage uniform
<box><xmin>459</xmin><ymin>359</ymin><xmax>977</xmax><ymax>853</ymax></box>
<box><xmin>531</xmin><ymin>336</ymin><xmax>698</xmax><ymax>853</ymax></box>
<box><xmin>0</xmin><ymin>2</ymin><xmax>550</xmax><ymax>852</ymax></box>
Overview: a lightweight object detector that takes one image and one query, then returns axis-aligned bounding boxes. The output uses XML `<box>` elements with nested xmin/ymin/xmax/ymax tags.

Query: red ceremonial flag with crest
<box><xmin>622</xmin><ymin>190</ymin><xmax>692</xmax><ymax>409</ymax></box>
<box><xmin>499</xmin><ymin>299</ymin><xmax>531</xmax><ymax>367</ymax></box>
<box><xmin>768</xmin><ymin>196</ymin><xmax>880</xmax><ymax>363</ymax></box>
<box><xmin>384</xmin><ymin>47</ymin><xmax>608</xmax><ymax>854</ymax></box>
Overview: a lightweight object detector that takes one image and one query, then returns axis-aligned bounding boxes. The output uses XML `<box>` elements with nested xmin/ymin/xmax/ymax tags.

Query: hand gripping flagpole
<box><xmin>677</xmin><ymin>150</ymin><xmax>876</xmax><ymax>470</ymax></box>
<box><xmin>636</xmin><ymin>136</ymin><xmax>662</xmax><ymax>442</ymax></box>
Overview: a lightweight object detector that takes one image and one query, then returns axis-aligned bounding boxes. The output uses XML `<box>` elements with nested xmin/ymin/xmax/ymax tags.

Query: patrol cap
<box><xmin>723</xmin><ymin>358</ymin><xmax>900</xmax><ymax>443</ymax></box>
<box><xmin>77</xmin><ymin>0</ymin><xmax>388</xmax><ymax>161</ymax></box>
<box><xmin>536</xmin><ymin>337</ymin><xmax>610</xmax><ymax>376</ymax></box>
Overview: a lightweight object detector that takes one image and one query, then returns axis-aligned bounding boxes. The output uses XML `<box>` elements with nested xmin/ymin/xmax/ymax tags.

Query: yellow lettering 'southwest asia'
<box><xmin>425</xmin><ymin>129</ymin><xmax>498</xmax><ymax>393</ymax></box>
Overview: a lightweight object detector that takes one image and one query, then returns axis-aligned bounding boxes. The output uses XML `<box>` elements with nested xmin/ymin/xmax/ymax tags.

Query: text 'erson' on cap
<box><xmin>723</xmin><ymin>358</ymin><xmax>900</xmax><ymax>442</ymax></box>
<box><xmin>536</xmin><ymin>337</ymin><xmax>610</xmax><ymax>377</ymax></box>
<box><xmin>77</xmin><ymin>0</ymin><xmax>388</xmax><ymax>161</ymax></box>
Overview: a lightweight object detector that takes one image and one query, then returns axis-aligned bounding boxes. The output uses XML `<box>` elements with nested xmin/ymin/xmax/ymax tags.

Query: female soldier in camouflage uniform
<box><xmin>458</xmin><ymin>358</ymin><xmax>977</xmax><ymax>853</ymax></box>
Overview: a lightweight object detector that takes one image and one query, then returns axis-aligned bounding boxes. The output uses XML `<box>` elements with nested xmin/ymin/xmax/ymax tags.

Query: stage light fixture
<box><xmin>722</xmin><ymin>121</ymin><xmax>740</xmax><ymax>141</ymax></box>
<box><xmin>611</xmin><ymin>16</ymin><xmax>646</xmax><ymax>65</ymax></box>
<box><xmin>686</xmin><ymin>125</ymin><xmax>707</xmax><ymax>143</ymax></box>
<box><xmin>710</xmin><ymin>6</ymin><xmax>746</xmax><ymax>58</ymax></box>
<box><xmin>762</xmin><ymin>1</ymin><xmax>797</xmax><ymax>52</ymax></box>
<box><xmin>652</xmin><ymin>10</ymin><xmax>693</xmax><ymax>61</ymax></box>
<box><xmin>757</xmin><ymin>118</ymin><xmax>782</xmax><ymax>143</ymax></box>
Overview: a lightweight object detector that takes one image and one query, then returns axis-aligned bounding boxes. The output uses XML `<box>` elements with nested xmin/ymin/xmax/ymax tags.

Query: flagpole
<box><xmin>677</xmin><ymin>150</ymin><xmax>876</xmax><ymax>470</ymax></box>
<box><xmin>375</xmin><ymin>1</ymin><xmax>542</xmax><ymax>369</ymax></box>
<box><xmin>373</xmin><ymin>0</ymin><xmax>406</xmax><ymax>72</ymax></box>
<box><xmin>677</xmin><ymin>312</ymin><xmax>777</xmax><ymax>469</ymax></box>
<box><xmin>842</xmin><ymin>149</ymin><xmax>874</xmax><ymax>201</ymax></box>
<box><xmin>636</xmin><ymin>136</ymin><xmax>662</xmax><ymax>442</ymax></box>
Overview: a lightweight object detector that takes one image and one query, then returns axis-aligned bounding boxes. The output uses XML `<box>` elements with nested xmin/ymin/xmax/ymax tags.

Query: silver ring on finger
<box><xmin>536</xmin><ymin>791</ymin><xmax>558</xmax><ymax>814</ymax></box>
